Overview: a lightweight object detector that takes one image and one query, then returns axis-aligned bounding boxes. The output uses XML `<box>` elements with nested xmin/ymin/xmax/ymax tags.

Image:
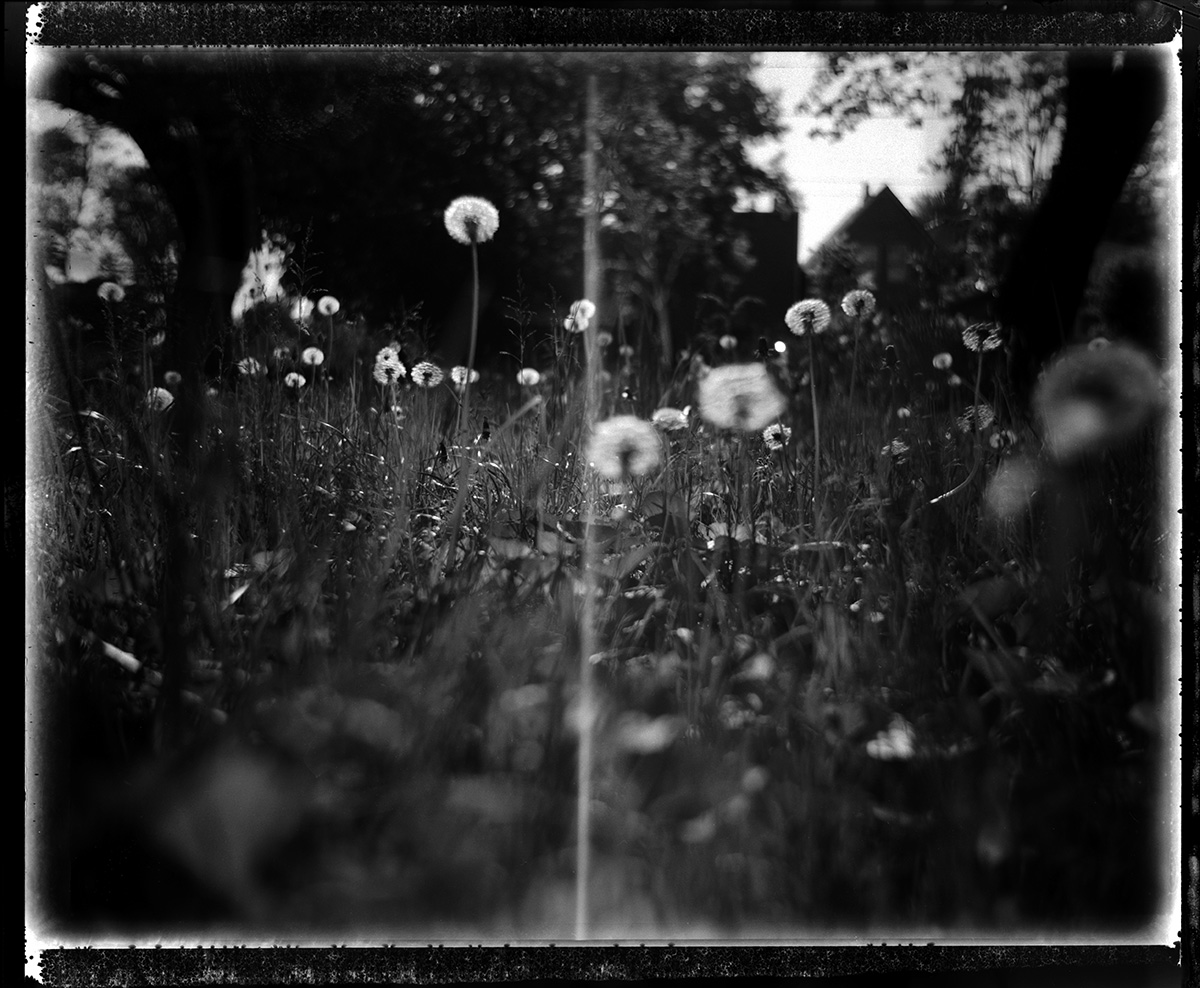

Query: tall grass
<box><xmin>29</xmin><ymin>273</ymin><xmax>1173</xmax><ymax>940</ymax></box>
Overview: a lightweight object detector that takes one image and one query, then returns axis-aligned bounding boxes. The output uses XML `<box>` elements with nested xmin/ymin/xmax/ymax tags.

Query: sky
<box><xmin>748</xmin><ymin>53</ymin><xmax>954</xmax><ymax>263</ymax></box>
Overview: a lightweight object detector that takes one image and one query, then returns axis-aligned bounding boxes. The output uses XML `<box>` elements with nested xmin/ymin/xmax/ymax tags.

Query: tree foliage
<box><xmin>32</xmin><ymin>50</ymin><xmax>790</xmax><ymax>366</ymax></box>
<box><xmin>594</xmin><ymin>53</ymin><xmax>791</xmax><ymax>366</ymax></box>
<box><xmin>799</xmin><ymin>51</ymin><xmax>1067</xmax><ymax>201</ymax></box>
<box><xmin>799</xmin><ymin>52</ymin><xmax>1073</xmax><ymax>313</ymax></box>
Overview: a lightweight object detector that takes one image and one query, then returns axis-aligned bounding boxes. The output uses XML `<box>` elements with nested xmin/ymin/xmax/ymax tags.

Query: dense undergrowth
<box><xmin>27</xmin><ymin>259</ymin><xmax>1176</xmax><ymax>941</ymax></box>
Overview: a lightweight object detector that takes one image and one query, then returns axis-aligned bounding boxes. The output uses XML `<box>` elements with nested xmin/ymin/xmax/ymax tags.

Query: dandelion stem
<box><xmin>437</xmin><ymin>243</ymin><xmax>483</xmax><ymax>585</ymax></box>
<box><xmin>848</xmin><ymin>324</ymin><xmax>861</xmax><ymax>410</ymax></box>
<box><xmin>808</xmin><ymin>333</ymin><xmax>822</xmax><ymax>526</ymax></box>
<box><xmin>973</xmin><ymin>347</ymin><xmax>985</xmax><ymax>442</ymax></box>
<box><xmin>327</xmin><ymin>313</ymin><xmax>334</xmax><ymax>388</ymax></box>
<box><xmin>457</xmin><ymin>242</ymin><xmax>481</xmax><ymax>442</ymax></box>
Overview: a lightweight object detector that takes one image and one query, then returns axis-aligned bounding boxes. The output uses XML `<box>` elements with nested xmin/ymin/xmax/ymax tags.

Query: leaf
<box><xmin>597</xmin><ymin>542</ymin><xmax>657</xmax><ymax>582</ymax></box>
<box><xmin>99</xmin><ymin>638</ymin><xmax>140</xmax><ymax>674</ymax></box>
<box><xmin>555</xmin><ymin>519</ymin><xmax>622</xmax><ymax>548</ymax></box>
<box><xmin>611</xmin><ymin>712</ymin><xmax>687</xmax><ymax>754</ymax></box>
<box><xmin>1029</xmin><ymin>656</ymin><xmax>1080</xmax><ymax>696</ymax></box>
<box><xmin>488</xmin><ymin>535</ymin><xmax>534</xmax><ymax>561</ymax></box>
<box><xmin>788</xmin><ymin>539</ymin><xmax>849</xmax><ymax>554</ymax></box>
<box><xmin>251</xmin><ymin>548</ymin><xmax>295</xmax><ymax>576</ymax></box>
<box><xmin>536</xmin><ymin>529</ymin><xmax>575</xmax><ymax>555</ymax></box>
<box><xmin>224</xmin><ymin>582</ymin><xmax>251</xmax><ymax>608</ymax></box>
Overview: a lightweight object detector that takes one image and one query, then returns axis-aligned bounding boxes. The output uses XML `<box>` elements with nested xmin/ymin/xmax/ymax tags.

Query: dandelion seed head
<box><xmin>618</xmin><ymin>344</ymin><xmax>635</xmax><ymax>359</ymax></box>
<box><xmin>956</xmin><ymin>403</ymin><xmax>996</xmax><ymax>433</ymax></box>
<box><xmin>237</xmin><ymin>356</ymin><xmax>266</xmax><ymax>378</ymax></box>
<box><xmin>896</xmin><ymin>406</ymin><xmax>911</xmax><ymax>419</ymax></box>
<box><xmin>947</xmin><ymin>374</ymin><xmax>963</xmax><ymax>388</ymax></box>
<box><xmin>983</xmin><ymin>456</ymin><xmax>1041</xmax><ymax>519</ymax></box>
<box><xmin>410</xmin><ymin>361</ymin><xmax>443</xmax><ymax>388</ymax></box>
<box><xmin>785</xmin><ymin>298</ymin><xmax>831</xmax><ymax>336</ymax></box>
<box><xmin>989</xmin><ymin>429</ymin><xmax>1018</xmax><ymax>450</ymax></box>
<box><xmin>719</xmin><ymin>698</ymin><xmax>755</xmax><ymax>731</ymax></box>
<box><xmin>866</xmin><ymin>715</ymin><xmax>916</xmax><ymax>760</ymax></box>
<box><xmin>841</xmin><ymin>289</ymin><xmax>876</xmax><ymax>318</ymax></box>
<box><xmin>145</xmin><ymin>386</ymin><xmax>173</xmax><ymax>411</ymax></box>
<box><xmin>97</xmin><ymin>281</ymin><xmax>125</xmax><ymax>303</ymax></box>
<box><xmin>597</xmin><ymin>331</ymin><xmax>614</xmax><ymax>347</ymax></box>
<box><xmin>962</xmin><ymin>322</ymin><xmax>1003</xmax><ymax>352</ymax></box>
<box><xmin>742</xmin><ymin>766</ymin><xmax>769</xmax><ymax>793</ymax></box>
<box><xmin>162</xmin><ymin>370</ymin><xmax>181</xmax><ymax>387</ymax></box>
<box><xmin>719</xmin><ymin>334</ymin><xmax>737</xmax><ymax>351</ymax></box>
<box><xmin>444</xmin><ymin>195</ymin><xmax>500</xmax><ymax>245</ymax></box>
<box><xmin>285</xmin><ymin>371</ymin><xmax>306</xmax><ymax>389</ymax></box>
<box><xmin>570</xmin><ymin>299</ymin><xmax>596</xmax><ymax>322</ymax></box>
<box><xmin>932</xmin><ymin>352</ymin><xmax>953</xmax><ymax>371</ymax></box>
<box><xmin>586</xmin><ymin>415</ymin><xmax>662</xmax><ymax>481</ymax></box>
<box><xmin>696</xmin><ymin>363</ymin><xmax>786</xmax><ymax>432</ymax></box>
<box><xmin>373</xmin><ymin>350</ymin><xmax>406</xmax><ymax>385</ymax></box>
<box><xmin>651</xmin><ymin>407</ymin><xmax>689</xmax><ymax>432</ymax></box>
<box><xmin>290</xmin><ymin>297</ymin><xmax>314</xmax><ymax>322</ymax></box>
<box><xmin>317</xmin><ymin>295</ymin><xmax>340</xmax><ymax>317</ymax></box>
<box><xmin>761</xmin><ymin>423</ymin><xmax>791</xmax><ymax>451</ymax></box>
<box><xmin>516</xmin><ymin>367</ymin><xmax>542</xmax><ymax>387</ymax></box>
<box><xmin>301</xmin><ymin>346</ymin><xmax>325</xmax><ymax>367</ymax></box>
<box><xmin>1033</xmin><ymin>342</ymin><xmax>1161</xmax><ymax>461</ymax></box>
<box><xmin>881</xmin><ymin>438</ymin><xmax>910</xmax><ymax>458</ymax></box>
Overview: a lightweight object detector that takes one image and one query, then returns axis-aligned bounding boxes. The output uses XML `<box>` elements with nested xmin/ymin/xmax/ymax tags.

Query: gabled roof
<box><xmin>817</xmin><ymin>185</ymin><xmax>938</xmax><ymax>256</ymax></box>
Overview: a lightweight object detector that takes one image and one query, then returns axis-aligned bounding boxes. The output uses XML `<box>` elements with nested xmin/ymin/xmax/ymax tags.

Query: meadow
<box><xmin>27</xmin><ymin>208</ymin><xmax>1177</xmax><ymax>942</ymax></box>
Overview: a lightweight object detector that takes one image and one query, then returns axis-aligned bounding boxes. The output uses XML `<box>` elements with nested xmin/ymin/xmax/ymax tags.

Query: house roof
<box><xmin>816</xmin><ymin>185</ymin><xmax>938</xmax><ymax>256</ymax></box>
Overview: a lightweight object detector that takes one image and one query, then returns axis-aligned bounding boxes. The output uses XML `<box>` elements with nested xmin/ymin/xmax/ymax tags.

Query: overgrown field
<box><xmin>27</xmin><ymin>261</ymin><xmax>1177</xmax><ymax>940</ymax></box>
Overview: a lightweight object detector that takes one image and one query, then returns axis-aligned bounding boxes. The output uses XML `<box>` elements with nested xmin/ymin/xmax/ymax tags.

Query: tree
<box><xmin>31</xmin><ymin>50</ymin><xmax>790</xmax><ymax>373</ymax></box>
<box><xmin>798</xmin><ymin>52</ymin><xmax>1070</xmax><ymax>317</ymax></box>
<box><xmin>592</xmin><ymin>53</ymin><xmax>791</xmax><ymax>373</ymax></box>
<box><xmin>804</xmin><ymin>234</ymin><xmax>865</xmax><ymax>303</ymax></box>
<box><xmin>799</xmin><ymin>52</ymin><xmax>1066</xmax><ymax>202</ymax></box>
<box><xmin>800</xmin><ymin>47</ymin><xmax>1169</xmax><ymax>395</ymax></box>
<box><xmin>243</xmin><ymin>51</ymin><xmax>790</xmax><ymax>366</ymax></box>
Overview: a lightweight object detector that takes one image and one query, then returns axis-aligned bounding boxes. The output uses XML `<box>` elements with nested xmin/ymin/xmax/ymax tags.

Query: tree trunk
<box><xmin>997</xmin><ymin>49</ymin><xmax>1165</xmax><ymax>402</ymax></box>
